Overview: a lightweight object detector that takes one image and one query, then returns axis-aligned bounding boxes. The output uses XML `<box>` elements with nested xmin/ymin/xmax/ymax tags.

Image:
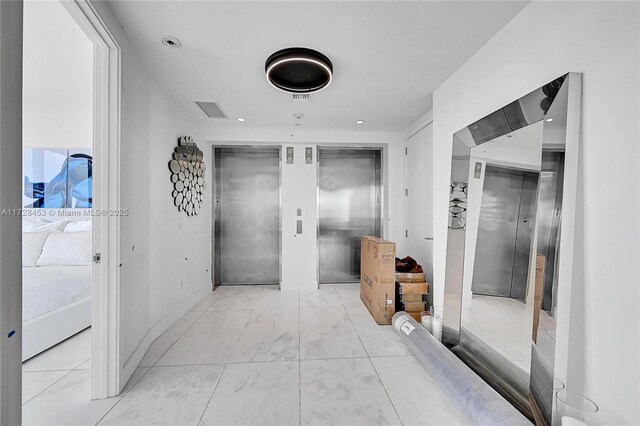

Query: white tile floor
<box><xmin>22</xmin><ymin>284</ymin><xmax>473</xmax><ymax>426</ymax></box>
<box><xmin>462</xmin><ymin>294</ymin><xmax>534</xmax><ymax>371</ymax></box>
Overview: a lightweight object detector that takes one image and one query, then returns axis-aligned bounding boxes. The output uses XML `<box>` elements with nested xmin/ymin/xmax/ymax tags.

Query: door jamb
<box><xmin>60</xmin><ymin>0</ymin><xmax>121</xmax><ymax>399</ymax></box>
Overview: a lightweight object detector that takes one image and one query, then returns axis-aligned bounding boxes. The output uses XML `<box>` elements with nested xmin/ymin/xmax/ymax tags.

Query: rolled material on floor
<box><xmin>392</xmin><ymin>312</ymin><xmax>531</xmax><ymax>425</ymax></box>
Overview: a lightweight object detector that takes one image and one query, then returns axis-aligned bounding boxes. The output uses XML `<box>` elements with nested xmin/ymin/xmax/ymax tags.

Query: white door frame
<box><xmin>61</xmin><ymin>0</ymin><xmax>121</xmax><ymax>399</ymax></box>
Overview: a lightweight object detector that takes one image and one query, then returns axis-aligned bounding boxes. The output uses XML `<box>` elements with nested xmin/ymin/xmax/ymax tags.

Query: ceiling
<box><xmin>107</xmin><ymin>1</ymin><xmax>529</xmax><ymax>132</ymax></box>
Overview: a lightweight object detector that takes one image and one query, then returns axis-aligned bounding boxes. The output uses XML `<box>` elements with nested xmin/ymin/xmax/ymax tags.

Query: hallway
<box><xmin>22</xmin><ymin>285</ymin><xmax>472</xmax><ymax>425</ymax></box>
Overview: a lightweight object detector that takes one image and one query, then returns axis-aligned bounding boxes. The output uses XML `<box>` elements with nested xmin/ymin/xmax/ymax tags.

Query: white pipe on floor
<box><xmin>392</xmin><ymin>312</ymin><xmax>531</xmax><ymax>425</ymax></box>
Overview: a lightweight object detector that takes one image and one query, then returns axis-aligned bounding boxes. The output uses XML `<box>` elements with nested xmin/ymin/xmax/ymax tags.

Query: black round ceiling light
<box><xmin>265</xmin><ymin>47</ymin><xmax>333</xmax><ymax>94</ymax></box>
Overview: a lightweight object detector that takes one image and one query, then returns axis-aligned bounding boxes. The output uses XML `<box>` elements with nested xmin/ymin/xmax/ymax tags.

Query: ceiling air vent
<box><xmin>195</xmin><ymin>101</ymin><xmax>227</xmax><ymax>119</ymax></box>
<box><xmin>291</xmin><ymin>94</ymin><xmax>312</xmax><ymax>103</ymax></box>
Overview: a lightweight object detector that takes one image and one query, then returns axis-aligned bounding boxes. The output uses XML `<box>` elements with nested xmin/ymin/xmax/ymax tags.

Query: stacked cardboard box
<box><xmin>360</xmin><ymin>236</ymin><xmax>396</xmax><ymax>325</ymax></box>
<box><xmin>396</xmin><ymin>274</ymin><xmax>429</xmax><ymax>322</ymax></box>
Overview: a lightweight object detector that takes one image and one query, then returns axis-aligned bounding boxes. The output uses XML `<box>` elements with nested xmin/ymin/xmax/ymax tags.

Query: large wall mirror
<box><xmin>443</xmin><ymin>73</ymin><xmax>582</xmax><ymax>424</ymax></box>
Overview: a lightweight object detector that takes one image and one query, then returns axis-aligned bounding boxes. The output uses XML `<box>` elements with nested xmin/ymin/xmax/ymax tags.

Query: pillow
<box><xmin>37</xmin><ymin>231</ymin><xmax>92</xmax><ymax>266</ymax></box>
<box><xmin>22</xmin><ymin>219</ymin><xmax>46</xmax><ymax>232</ymax></box>
<box><xmin>23</xmin><ymin>219</ymin><xmax>67</xmax><ymax>233</ymax></box>
<box><xmin>22</xmin><ymin>231</ymin><xmax>52</xmax><ymax>267</ymax></box>
<box><xmin>64</xmin><ymin>220</ymin><xmax>92</xmax><ymax>233</ymax></box>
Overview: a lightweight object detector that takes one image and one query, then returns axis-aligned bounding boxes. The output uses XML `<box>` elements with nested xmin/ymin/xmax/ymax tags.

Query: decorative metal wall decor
<box><xmin>168</xmin><ymin>136</ymin><xmax>206</xmax><ymax>216</ymax></box>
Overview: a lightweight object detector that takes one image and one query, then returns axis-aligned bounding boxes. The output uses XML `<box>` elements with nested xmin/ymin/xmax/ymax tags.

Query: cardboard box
<box><xmin>402</xmin><ymin>301</ymin><xmax>426</xmax><ymax>312</ymax></box>
<box><xmin>397</xmin><ymin>281</ymin><xmax>429</xmax><ymax>295</ymax></box>
<box><xmin>360</xmin><ymin>236</ymin><xmax>396</xmax><ymax>325</ymax></box>
<box><xmin>405</xmin><ymin>311</ymin><xmax>422</xmax><ymax>322</ymax></box>
<box><xmin>395</xmin><ymin>272</ymin><xmax>426</xmax><ymax>282</ymax></box>
<box><xmin>400</xmin><ymin>293</ymin><xmax>423</xmax><ymax>303</ymax></box>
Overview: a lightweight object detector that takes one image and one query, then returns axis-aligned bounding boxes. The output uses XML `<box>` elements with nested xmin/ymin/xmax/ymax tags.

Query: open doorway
<box><xmin>18</xmin><ymin>0</ymin><xmax>121</xmax><ymax>417</ymax></box>
<box><xmin>20</xmin><ymin>0</ymin><xmax>95</xmax><ymax>407</ymax></box>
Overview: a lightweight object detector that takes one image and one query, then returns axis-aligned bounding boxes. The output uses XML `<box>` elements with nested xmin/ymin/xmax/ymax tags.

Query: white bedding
<box><xmin>23</xmin><ymin>266</ymin><xmax>92</xmax><ymax>322</ymax></box>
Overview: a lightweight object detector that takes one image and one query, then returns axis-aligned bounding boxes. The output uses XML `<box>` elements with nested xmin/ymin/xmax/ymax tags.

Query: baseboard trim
<box><xmin>120</xmin><ymin>284</ymin><xmax>211</xmax><ymax>391</ymax></box>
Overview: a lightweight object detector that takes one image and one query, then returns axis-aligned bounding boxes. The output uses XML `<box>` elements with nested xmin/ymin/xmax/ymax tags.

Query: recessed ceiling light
<box><xmin>265</xmin><ymin>48</ymin><xmax>333</xmax><ymax>94</ymax></box>
<box><xmin>355</xmin><ymin>120</ymin><xmax>365</xmax><ymax>125</ymax></box>
<box><xmin>545</xmin><ymin>118</ymin><xmax>554</xmax><ymax>122</ymax></box>
<box><xmin>236</xmin><ymin>117</ymin><xmax>246</xmax><ymax>122</ymax></box>
<box><xmin>161</xmin><ymin>36</ymin><xmax>182</xmax><ymax>48</ymax></box>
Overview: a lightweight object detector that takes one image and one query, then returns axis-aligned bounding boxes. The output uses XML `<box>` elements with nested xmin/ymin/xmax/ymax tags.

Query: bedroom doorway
<box><xmin>20</xmin><ymin>0</ymin><xmax>95</xmax><ymax>409</ymax></box>
<box><xmin>18</xmin><ymin>0</ymin><xmax>121</xmax><ymax>415</ymax></box>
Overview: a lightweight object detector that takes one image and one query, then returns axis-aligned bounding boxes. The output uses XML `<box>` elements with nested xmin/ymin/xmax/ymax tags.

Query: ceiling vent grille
<box><xmin>291</xmin><ymin>94</ymin><xmax>312</xmax><ymax>103</ymax></box>
<box><xmin>195</xmin><ymin>101</ymin><xmax>227</xmax><ymax>118</ymax></box>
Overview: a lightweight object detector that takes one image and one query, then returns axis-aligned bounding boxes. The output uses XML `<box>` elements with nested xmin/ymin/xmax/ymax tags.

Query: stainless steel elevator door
<box><xmin>214</xmin><ymin>147</ymin><xmax>280</xmax><ymax>285</ymax></box>
<box><xmin>318</xmin><ymin>149</ymin><xmax>382</xmax><ymax>283</ymax></box>
<box><xmin>472</xmin><ymin>166</ymin><xmax>538</xmax><ymax>299</ymax></box>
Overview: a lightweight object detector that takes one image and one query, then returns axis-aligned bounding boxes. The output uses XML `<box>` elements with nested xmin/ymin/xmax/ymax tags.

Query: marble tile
<box><xmin>299</xmin><ymin>285</ymin><xmax>343</xmax><ymax>308</ymax></box>
<box><xmin>190</xmin><ymin>290</ymin><xmax>223</xmax><ymax>312</ymax></box>
<box><xmin>99</xmin><ymin>365</ymin><xmax>224</xmax><ymax>426</ymax></box>
<box><xmin>253</xmin><ymin>288</ymin><xmax>299</xmax><ymax>310</ymax></box>
<box><xmin>462</xmin><ymin>295</ymin><xmax>534</xmax><ymax>365</ymax></box>
<box><xmin>346</xmin><ymin>307</ymin><xmax>412</xmax><ymax>357</ymax></box>
<box><xmin>22</xmin><ymin>370</ymin><xmax>120</xmax><ymax>426</ymax></box>
<box><xmin>157</xmin><ymin>310</ymin><xmax>251</xmax><ymax>366</ymax></box>
<box><xmin>300</xmin><ymin>358</ymin><xmax>401</xmax><ymax>426</ymax></box>
<box><xmin>76</xmin><ymin>359</ymin><xmax>91</xmax><ymax>370</ymax></box>
<box><xmin>22</xmin><ymin>370</ymin><xmax>69</xmax><ymax>404</ymax></box>
<box><xmin>208</xmin><ymin>286</ymin><xmax>263</xmax><ymax>311</ymax></box>
<box><xmin>345</xmin><ymin>303</ymin><xmax>376</xmax><ymax>323</ymax></box>
<box><xmin>139</xmin><ymin>311</ymin><xmax>202</xmax><ymax>367</ymax></box>
<box><xmin>334</xmin><ymin>283</ymin><xmax>364</xmax><ymax>307</ymax></box>
<box><xmin>229</xmin><ymin>309</ymin><xmax>299</xmax><ymax>363</ymax></box>
<box><xmin>121</xmin><ymin>367</ymin><xmax>150</xmax><ymax>395</ymax></box>
<box><xmin>371</xmin><ymin>356</ymin><xmax>473</xmax><ymax>425</ymax></box>
<box><xmin>200</xmin><ymin>361</ymin><xmax>299</xmax><ymax>426</ymax></box>
<box><xmin>23</xmin><ymin>328</ymin><xmax>91</xmax><ymax>372</ymax></box>
<box><xmin>352</xmin><ymin>325</ymin><xmax>412</xmax><ymax>358</ymax></box>
<box><xmin>300</xmin><ymin>307</ymin><xmax>367</xmax><ymax>360</ymax></box>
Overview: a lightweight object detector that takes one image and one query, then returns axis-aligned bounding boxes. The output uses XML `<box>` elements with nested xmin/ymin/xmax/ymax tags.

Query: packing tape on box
<box><xmin>392</xmin><ymin>312</ymin><xmax>531</xmax><ymax>425</ymax></box>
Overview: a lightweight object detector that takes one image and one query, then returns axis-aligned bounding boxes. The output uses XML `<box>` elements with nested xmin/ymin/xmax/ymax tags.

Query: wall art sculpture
<box><xmin>168</xmin><ymin>136</ymin><xmax>205</xmax><ymax>216</ymax></box>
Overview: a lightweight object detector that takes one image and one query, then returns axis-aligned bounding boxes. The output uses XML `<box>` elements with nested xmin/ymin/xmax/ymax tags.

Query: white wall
<box><xmin>432</xmin><ymin>2</ymin><xmax>639</xmax><ymax>423</ymax></box>
<box><xmin>281</xmin><ymin>144</ymin><xmax>318</xmax><ymax>290</ymax></box>
<box><xmin>22</xmin><ymin>0</ymin><xmax>92</xmax><ymax>149</ymax></box>
<box><xmin>92</xmin><ymin>2</ymin><xmax>212</xmax><ymax>386</ymax></box>
<box><xmin>0</xmin><ymin>1</ymin><xmax>24</xmax><ymax>423</ymax></box>
<box><xmin>204</xmin><ymin>127</ymin><xmax>406</xmax><ymax>291</ymax></box>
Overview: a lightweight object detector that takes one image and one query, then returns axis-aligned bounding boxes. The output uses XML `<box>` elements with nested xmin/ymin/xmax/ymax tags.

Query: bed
<box><xmin>22</xmin><ymin>214</ymin><xmax>93</xmax><ymax>361</ymax></box>
<box><xmin>22</xmin><ymin>266</ymin><xmax>92</xmax><ymax>360</ymax></box>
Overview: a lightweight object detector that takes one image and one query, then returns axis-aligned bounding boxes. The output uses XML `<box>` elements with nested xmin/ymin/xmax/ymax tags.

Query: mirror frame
<box><xmin>442</xmin><ymin>72</ymin><xmax>583</xmax><ymax>424</ymax></box>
